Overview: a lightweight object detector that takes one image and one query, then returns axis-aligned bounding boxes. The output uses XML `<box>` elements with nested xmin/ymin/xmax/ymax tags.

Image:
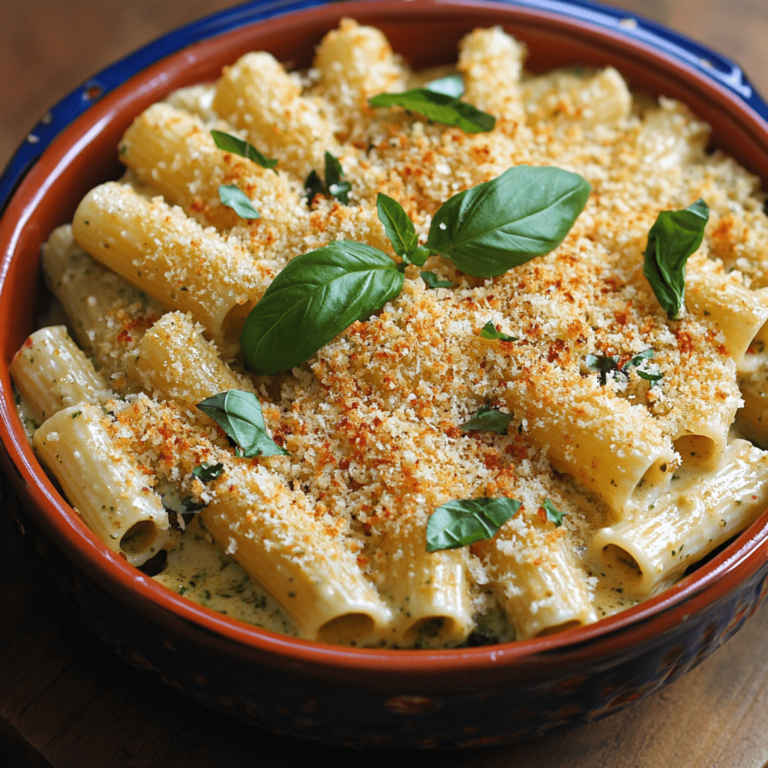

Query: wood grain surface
<box><xmin>2</xmin><ymin>1</ymin><xmax>768</xmax><ymax>766</ymax></box>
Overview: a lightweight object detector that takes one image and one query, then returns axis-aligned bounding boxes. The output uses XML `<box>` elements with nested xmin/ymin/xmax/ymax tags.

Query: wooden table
<box><xmin>2</xmin><ymin>1</ymin><xmax>768</xmax><ymax>765</ymax></box>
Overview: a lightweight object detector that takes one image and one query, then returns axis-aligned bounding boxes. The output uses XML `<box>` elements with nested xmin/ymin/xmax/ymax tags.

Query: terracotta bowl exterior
<box><xmin>2</xmin><ymin>0</ymin><xmax>768</xmax><ymax>749</ymax></box>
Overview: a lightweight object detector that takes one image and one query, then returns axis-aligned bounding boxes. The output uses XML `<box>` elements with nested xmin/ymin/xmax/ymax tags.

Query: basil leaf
<box><xmin>426</xmin><ymin>497</ymin><xmax>522</xmax><ymax>552</ymax></box>
<box><xmin>192</xmin><ymin>462</ymin><xmax>224</xmax><ymax>482</ymax></box>
<box><xmin>480</xmin><ymin>321</ymin><xmax>517</xmax><ymax>341</ymax></box>
<box><xmin>643</xmin><ymin>198</ymin><xmax>709</xmax><ymax>319</ymax></box>
<box><xmin>218</xmin><ymin>184</ymin><xmax>260</xmax><ymax>220</ymax></box>
<box><xmin>585</xmin><ymin>353</ymin><xmax>620</xmax><ymax>385</ymax></box>
<box><xmin>411</xmin><ymin>246</ymin><xmax>431</xmax><ymax>265</ymax></box>
<box><xmin>324</xmin><ymin>152</ymin><xmax>351</xmax><ymax>204</ymax></box>
<box><xmin>424</xmin><ymin>73</ymin><xmax>464</xmax><ymax>99</ymax></box>
<box><xmin>459</xmin><ymin>405</ymin><xmax>512</xmax><ymax>434</ymax></box>
<box><xmin>542</xmin><ymin>498</ymin><xmax>566</xmax><ymax>527</ymax></box>
<box><xmin>427</xmin><ymin>166</ymin><xmax>590</xmax><ymax>277</ymax></box>
<box><xmin>241</xmin><ymin>241</ymin><xmax>404</xmax><ymax>375</ymax></box>
<box><xmin>197</xmin><ymin>391</ymin><xmax>288</xmax><ymax>457</ymax></box>
<box><xmin>210</xmin><ymin>130</ymin><xmax>278</xmax><ymax>173</ymax></box>
<box><xmin>377</xmin><ymin>193</ymin><xmax>422</xmax><ymax>262</ymax></box>
<box><xmin>304</xmin><ymin>169</ymin><xmax>325</xmax><ymax>206</ymax></box>
<box><xmin>420</xmin><ymin>270</ymin><xmax>453</xmax><ymax>289</ymax></box>
<box><xmin>368</xmin><ymin>89</ymin><xmax>495</xmax><ymax>134</ymax></box>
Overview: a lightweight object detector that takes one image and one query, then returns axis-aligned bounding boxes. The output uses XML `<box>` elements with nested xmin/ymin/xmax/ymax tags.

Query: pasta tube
<box><xmin>213</xmin><ymin>51</ymin><xmax>337</xmax><ymax>177</ymax></box>
<box><xmin>11</xmin><ymin>326</ymin><xmax>111</xmax><ymax>422</ymax></box>
<box><xmin>481</xmin><ymin>517</ymin><xmax>597</xmax><ymax>638</ymax></box>
<box><xmin>379</xmin><ymin>519</ymin><xmax>473</xmax><ymax>647</ymax></box>
<box><xmin>134</xmin><ymin>311</ymin><xmax>392</xmax><ymax>642</ymax></box>
<box><xmin>459</xmin><ymin>26</ymin><xmax>526</xmax><ymax>123</ymax></box>
<box><xmin>736</xmin><ymin>365</ymin><xmax>768</xmax><ymax>446</ymax></box>
<box><xmin>133</xmin><ymin>311</ymin><xmax>251</xmax><ymax>406</ymax></box>
<box><xmin>202</xmin><ymin>465</ymin><xmax>392</xmax><ymax>644</ymax></box>
<box><xmin>313</xmin><ymin>18</ymin><xmax>407</xmax><ymax>131</ymax></box>
<box><xmin>590</xmin><ymin>439</ymin><xmax>768</xmax><ymax>598</ymax></box>
<box><xmin>521</xmin><ymin>67</ymin><xmax>631</xmax><ymax>129</ymax></box>
<box><xmin>72</xmin><ymin>182</ymin><xmax>275</xmax><ymax>357</ymax></box>
<box><xmin>120</xmin><ymin>102</ymin><xmax>303</xmax><ymax>238</ymax></box>
<box><xmin>41</xmin><ymin>224</ymin><xmax>163</xmax><ymax>392</ymax></box>
<box><xmin>501</xmin><ymin>372</ymin><xmax>676</xmax><ymax>519</ymax></box>
<box><xmin>34</xmin><ymin>405</ymin><xmax>169</xmax><ymax>565</ymax></box>
<box><xmin>686</xmin><ymin>268</ymin><xmax>768</xmax><ymax>371</ymax></box>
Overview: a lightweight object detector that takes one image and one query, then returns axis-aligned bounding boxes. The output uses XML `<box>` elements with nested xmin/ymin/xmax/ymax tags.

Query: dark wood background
<box><xmin>2</xmin><ymin>1</ymin><xmax>768</xmax><ymax>766</ymax></box>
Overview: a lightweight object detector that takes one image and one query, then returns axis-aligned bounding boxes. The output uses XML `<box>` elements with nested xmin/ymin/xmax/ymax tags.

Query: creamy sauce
<box><xmin>591</xmin><ymin>580</ymin><xmax>640</xmax><ymax>620</ymax></box>
<box><xmin>153</xmin><ymin>516</ymin><xmax>299</xmax><ymax>636</ymax></box>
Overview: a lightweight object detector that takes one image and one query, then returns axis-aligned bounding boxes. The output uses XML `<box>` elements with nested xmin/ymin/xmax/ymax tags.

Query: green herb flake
<box><xmin>240</xmin><ymin>241</ymin><xmax>403</xmax><ymax>375</ymax></box>
<box><xmin>210</xmin><ymin>130</ymin><xmax>278</xmax><ymax>172</ymax></box>
<box><xmin>192</xmin><ymin>462</ymin><xmax>225</xmax><ymax>482</ymax></box>
<box><xmin>303</xmin><ymin>169</ymin><xmax>325</xmax><ymax>205</ymax></box>
<box><xmin>420</xmin><ymin>270</ymin><xmax>453</xmax><ymax>289</ymax></box>
<box><xmin>587</xmin><ymin>349</ymin><xmax>662</xmax><ymax>386</ymax></box>
<box><xmin>643</xmin><ymin>198</ymin><xmax>709</xmax><ymax>319</ymax></box>
<box><xmin>585</xmin><ymin>353</ymin><xmax>621</xmax><ymax>385</ymax></box>
<box><xmin>324</xmin><ymin>151</ymin><xmax>351</xmax><ymax>204</ymax></box>
<box><xmin>636</xmin><ymin>369</ymin><xmax>663</xmax><ymax>384</ymax></box>
<box><xmin>71</xmin><ymin>410</ymin><xmax>82</xmax><ymax>419</ymax></box>
<box><xmin>427</xmin><ymin>497</ymin><xmax>522</xmax><ymax>552</ymax></box>
<box><xmin>459</xmin><ymin>405</ymin><xmax>512</xmax><ymax>435</ymax></box>
<box><xmin>626</xmin><ymin>349</ymin><xmax>654</xmax><ymax>367</ymax></box>
<box><xmin>303</xmin><ymin>153</ymin><xmax>352</xmax><ymax>206</ymax></box>
<box><xmin>368</xmin><ymin>88</ymin><xmax>495</xmax><ymax>134</ymax></box>
<box><xmin>480</xmin><ymin>321</ymin><xmax>517</xmax><ymax>341</ymax></box>
<box><xmin>542</xmin><ymin>498</ymin><xmax>567</xmax><ymax>527</ymax></box>
<box><xmin>427</xmin><ymin>166</ymin><xmax>591</xmax><ymax>277</ymax></box>
<box><xmin>218</xmin><ymin>184</ymin><xmax>260</xmax><ymax>220</ymax></box>
<box><xmin>197</xmin><ymin>390</ymin><xmax>288</xmax><ymax>457</ymax></box>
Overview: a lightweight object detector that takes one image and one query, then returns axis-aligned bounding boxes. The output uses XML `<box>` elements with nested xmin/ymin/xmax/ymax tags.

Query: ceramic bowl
<box><xmin>2</xmin><ymin>0</ymin><xmax>768</xmax><ymax>750</ymax></box>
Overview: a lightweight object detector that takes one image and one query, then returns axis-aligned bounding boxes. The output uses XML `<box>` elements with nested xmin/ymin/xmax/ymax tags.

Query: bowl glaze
<box><xmin>2</xmin><ymin>0</ymin><xmax>768</xmax><ymax>750</ymax></box>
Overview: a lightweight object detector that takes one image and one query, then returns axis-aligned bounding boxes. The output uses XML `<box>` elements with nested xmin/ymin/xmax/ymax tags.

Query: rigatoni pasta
<box><xmin>72</xmin><ymin>181</ymin><xmax>275</xmax><ymax>357</ymax></box>
<box><xmin>11</xmin><ymin>325</ymin><xmax>111</xmax><ymax>423</ymax></box>
<box><xmin>34</xmin><ymin>405</ymin><xmax>169</xmax><ymax>565</ymax></box>
<box><xmin>13</xmin><ymin>19</ymin><xmax>768</xmax><ymax>647</ymax></box>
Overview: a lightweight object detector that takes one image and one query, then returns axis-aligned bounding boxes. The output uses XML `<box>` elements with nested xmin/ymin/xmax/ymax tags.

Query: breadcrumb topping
<box><xmin>34</xmin><ymin>20</ymin><xmax>768</xmax><ymax>647</ymax></box>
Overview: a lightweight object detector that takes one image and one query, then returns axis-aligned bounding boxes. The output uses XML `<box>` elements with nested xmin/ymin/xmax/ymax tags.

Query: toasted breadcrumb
<box><xmin>35</xmin><ymin>21</ymin><xmax>768</xmax><ymax>647</ymax></box>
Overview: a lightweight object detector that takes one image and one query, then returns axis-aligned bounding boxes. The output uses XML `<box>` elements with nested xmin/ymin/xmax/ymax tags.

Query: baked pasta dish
<box><xmin>11</xmin><ymin>20</ymin><xmax>768</xmax><ymax>647</ymax></box>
